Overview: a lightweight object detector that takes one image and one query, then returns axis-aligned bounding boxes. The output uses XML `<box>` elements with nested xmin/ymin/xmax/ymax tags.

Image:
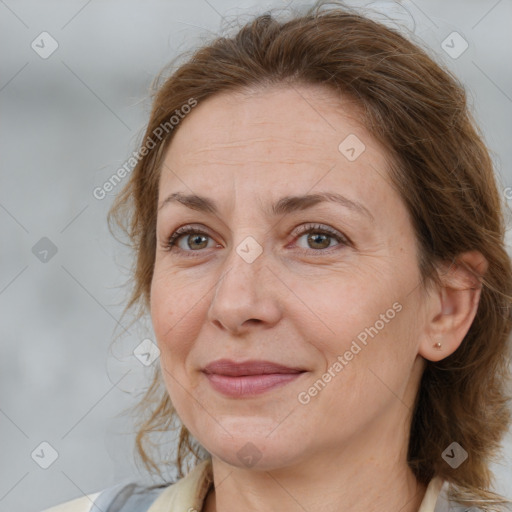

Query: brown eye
<box><xmin>305</xmin><ymin>232</ymin><xmax>333</xmax><ymax>250</ymax></box>
<box><xmin>166</xmin><ymin>227</ymin><xmax>215</xmax><ymax>253</ymax></box>
<box><xmin>184</xmin><ymin>233</ymin><xmax>210</xmax><ymax>250</ymax></box>
<box><xmin>294</xmin><ymin>223</ymin><xmax>348</xmax><ymax>252</ymax></box>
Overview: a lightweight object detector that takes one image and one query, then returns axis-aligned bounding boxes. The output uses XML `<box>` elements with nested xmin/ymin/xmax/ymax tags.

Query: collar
<box><xmin>148</xmin><ymin>458</ymin><xmax>446</xmax><ymax>512</ymax></box>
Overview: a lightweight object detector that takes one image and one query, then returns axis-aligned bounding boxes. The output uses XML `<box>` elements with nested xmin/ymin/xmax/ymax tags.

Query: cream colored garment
<box><xmin>148</xmin><ymin>459</ymin><xmax>445</xmax><ymax>512</ymax></box>
<box><xmin>42</xmin><ymin>459</ymin><xmax>445</xmax><ymax>512</ymax></box>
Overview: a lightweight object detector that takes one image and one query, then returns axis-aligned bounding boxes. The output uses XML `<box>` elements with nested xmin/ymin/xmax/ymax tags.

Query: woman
<box><xmin>44</xmin><ymin>1</ymin><xmax>512</xmax><ymax>511</ymax></box>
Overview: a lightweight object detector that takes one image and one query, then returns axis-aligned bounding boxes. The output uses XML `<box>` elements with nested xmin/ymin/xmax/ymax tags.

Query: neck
<box><xmin>203</xmin><ymin>429</ymin><xmax>427</xmax><ymax>512</ymax></box>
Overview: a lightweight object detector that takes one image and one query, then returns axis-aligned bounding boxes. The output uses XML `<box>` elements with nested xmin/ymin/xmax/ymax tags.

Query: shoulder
<box><xmin>41</xmin><ymin>492</ymin><xmax>101</xmax><ymax>512</ymax></box>
<box><xmin>40</xmin><ymin>459</ymin><xmax>213</xmax><ymax>512</ymax></box>
<box><xmin>40</xmin><ymin>483</ymin><xmax>168</xmax><ymax>512</ymax></box>
<box><xmin>146</xmin><ymin>459</ymin><xmax>213</xmax><ymax>511</ymax></box>
<box><xmin>419</xmin><ymin>477</ymin><xmax>486</xmax><ymax>512</ymax></box>
<box><xmin>433</xmin><ymin>479</ymin><xmax>486</xmax><ymax>512</ymax></box>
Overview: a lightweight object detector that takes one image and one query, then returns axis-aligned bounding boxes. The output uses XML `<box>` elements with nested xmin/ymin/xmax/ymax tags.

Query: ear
<box><xmin>418</xmin><ymin>250</ymin><xmax>488</xmax><ymax>362</ymax></box>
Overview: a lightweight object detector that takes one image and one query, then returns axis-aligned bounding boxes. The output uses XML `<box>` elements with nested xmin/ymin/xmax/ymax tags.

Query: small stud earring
<box><xmin>433</xmin><ymin>341</ymin><xmax>443</xmax><ymax>350</ymax></box>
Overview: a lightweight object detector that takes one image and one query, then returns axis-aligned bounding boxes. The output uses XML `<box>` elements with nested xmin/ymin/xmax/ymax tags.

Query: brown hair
<box><xmin>109</xmin><ymin>1</ymin><xmax>512</xmax><ymax>508</ymax></box>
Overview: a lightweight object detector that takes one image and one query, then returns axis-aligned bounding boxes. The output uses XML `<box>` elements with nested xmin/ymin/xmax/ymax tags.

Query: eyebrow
<box><xmin>158</xmin><ymin>191</ymin><xmax>374</xmax><ymax>221</ymax></box>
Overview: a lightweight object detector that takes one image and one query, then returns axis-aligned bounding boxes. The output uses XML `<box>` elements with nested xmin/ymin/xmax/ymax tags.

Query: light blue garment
<box><xmin>89</xmin><ymin>482</ymin><xmax>167</xmax><ymax>512</ymax></box>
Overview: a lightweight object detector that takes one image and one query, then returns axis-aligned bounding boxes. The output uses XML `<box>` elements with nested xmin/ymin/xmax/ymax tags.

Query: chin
<box><xmin>210</xmin><ymin>444</ymin><xmax>301</xmax><ymax>472</ymax></box>
<box><xmin>197</xmin><ymin>421</ymin><xmax>305</xmax><ymax>471</ymax></box>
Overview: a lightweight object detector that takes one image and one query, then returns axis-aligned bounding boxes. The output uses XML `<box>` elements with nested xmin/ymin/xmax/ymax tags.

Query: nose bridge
<box><xmin>207</xmin><ymin>231</ymin><xmax>281</xmax><ymax>332</ymax></box>
<box><xmin>213</xmin><ymin>231</ymin><xmax>266</xmax><ymax>302</ymax></box>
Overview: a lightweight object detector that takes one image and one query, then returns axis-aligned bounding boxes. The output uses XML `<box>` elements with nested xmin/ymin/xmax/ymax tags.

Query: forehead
<box><xmin>158</xmin><ymin>84</ymin><xmax>399</xmax><ymax>220</ymax></box>
<box><xmin>166</xmin><ymin>83</ymin><xmax>367</xmax><ymax>164</ymax></box>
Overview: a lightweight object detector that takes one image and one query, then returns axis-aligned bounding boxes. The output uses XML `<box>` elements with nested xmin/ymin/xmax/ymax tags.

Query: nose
<box><xmin>206</xmin><ymin>238</ymin><xmax>283</xmax><ymax>335</ymax></box>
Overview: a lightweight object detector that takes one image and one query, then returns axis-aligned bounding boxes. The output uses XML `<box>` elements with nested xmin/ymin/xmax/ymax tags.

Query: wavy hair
<box><xmin>108</xmin><ymin>2</ymin><xmax>512</xmax><ymax>509</ymax></box>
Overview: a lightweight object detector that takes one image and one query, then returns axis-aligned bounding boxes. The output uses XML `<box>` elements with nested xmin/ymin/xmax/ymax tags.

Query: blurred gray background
<box><xmin>1</xmin><ymin>1</ymin><xmax>511</xmax><ymax>511</ymax></box>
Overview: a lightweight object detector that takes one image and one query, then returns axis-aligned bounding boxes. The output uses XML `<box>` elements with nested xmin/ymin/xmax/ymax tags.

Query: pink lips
<box><xmin>202</xmin><ymin>359</ymin><xmax>306</xmax><ymax>397</ymax></box>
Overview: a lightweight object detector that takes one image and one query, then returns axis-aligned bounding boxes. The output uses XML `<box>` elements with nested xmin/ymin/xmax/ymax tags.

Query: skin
<box><xmin>150</xmin><ymin>83</ymin><xmax>487</xmax><ymax>512</ymax></box>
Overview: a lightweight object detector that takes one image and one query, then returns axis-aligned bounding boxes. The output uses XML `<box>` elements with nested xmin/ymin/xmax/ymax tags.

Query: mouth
<box><xmin>201</xmin><ymin>359</ymin><xmax>307</xmax><ymax>397</ymax></box>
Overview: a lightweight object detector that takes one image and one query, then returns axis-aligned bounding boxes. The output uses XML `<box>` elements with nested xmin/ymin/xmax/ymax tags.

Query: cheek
<box><xmin>149</xmin><ymin>270</ymin><xmax>206</xmax><ymax>362</ymax></box>
<box><xmin>300</xmin><ymin>266</ymin><xmax>417</xmax><ymax>392</ymax></box>
<box><xmin>295</xmin><ymin>275</ymin><xmax>399</xmax><ymax>354</ymax></box>
<box><xmin>149</xmin><ymin>273</ymin><xmax>205</xmax><ymax>413</ymax></box>
<box><xmin>302</xmin><ymin>306</ymin><xmax>416</xmax><ymax>434</ymax></box>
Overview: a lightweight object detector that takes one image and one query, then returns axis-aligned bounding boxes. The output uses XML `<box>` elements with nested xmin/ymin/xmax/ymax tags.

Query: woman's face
<box><xmin>150</xmin><ymin>84</ymin><xmax>429</xmax><ymax>471</ymax></box>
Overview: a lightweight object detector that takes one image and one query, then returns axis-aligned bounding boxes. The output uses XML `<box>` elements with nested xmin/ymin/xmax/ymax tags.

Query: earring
<box><xmin>433</xmin><ymin>341</ymin><xmax>443</xmax><ymax>350</ymax></box>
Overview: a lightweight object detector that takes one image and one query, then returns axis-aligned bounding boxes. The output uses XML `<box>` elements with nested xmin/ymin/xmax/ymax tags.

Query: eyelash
<box><xmin>162</xmin><ymin>223</ymin><xmax>350</xmax><ymax>257</ymax></box>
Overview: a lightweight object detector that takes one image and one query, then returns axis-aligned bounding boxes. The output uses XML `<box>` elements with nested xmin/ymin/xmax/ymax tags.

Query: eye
<box><xmin>162</xmin><ymin>222</ymin><xmax>350</xmax><ymax>256</ymax></box>
<box><xmin>164</xmin><ymin>225</ymin><xmax>217</xmax><ymax>254</ymax></box>
<box><xmin>292</xmin><ymin>223</ymin><xmax>349</xmax><ymax>253</ymax></box>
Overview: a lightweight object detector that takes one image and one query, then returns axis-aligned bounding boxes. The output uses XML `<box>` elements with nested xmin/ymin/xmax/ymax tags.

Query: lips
<box><xmin>202</xmin><ymin>359</ymin><xmax>305</xmax><ymax>376</ymax></box>
<box><xmin>202</xmin><ymin>359</ymin><xmax>306</xmax><ymax>397</ymax></box>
